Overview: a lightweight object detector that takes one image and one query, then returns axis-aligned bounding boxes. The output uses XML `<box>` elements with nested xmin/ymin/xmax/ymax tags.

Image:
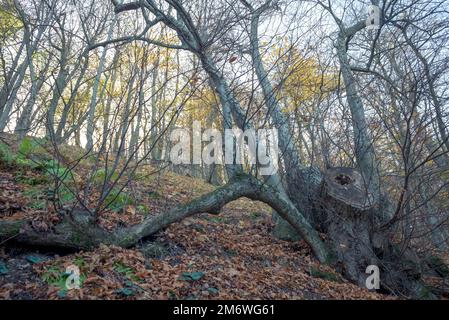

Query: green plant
<box><xmin>113</xmin><ymin>262</ymin><xmax>142</xmax><ymax>282</ymax></box>
<box><xmin>23</xmin><ymin>182</ymin><xmax>76</xmax><ymax>208</ymax></box>
<box><xmin>26</xmin><ymin>255</ymin><xmax>45</xmax><ymax>264</ymax></box>
<box><xmin>207</xmin><ymin>287</ymin><xmax>219</xmax><ymax>295</ymax></box>
<box><xmin>115</xmin><ymin>286</ymin><xmax>137</xmax><ymax>297</ymax></box>
<box><xmin>137</xmin><ymin>204</ymin><xmax>149</xmax><ymax>214</ymax></box>
<box><xmin>0</xmin><ymin>142</ymin><xmax>14</xmax><ymax>167</ymax></box>
<box><xmin>178</xmin><ymin>271</ymin><xmax>205</xmax><ymax>282</ymax></box>
<box><xmin>15</xmin><ymin>172</ymin><xmax>49</xmax><ymax>185</ymax></box>
<box><xmin>41</xmin><ymin>266</ymin><xmax>71</xmax><ymax>287</ymax></box>
<box><xmin>309</xmin><ymin>266</ymin><xmax>342</xmax><ymax>283</ymax></box>
<box><xmin>168</xmin><ymin>290</ymin><xmax>178</xmax><ymax>300</ymax></box>
<box><xmin>41</xmin><ymin>265</ymin><xmax>86</xmax><ymax>292</ymax></box>
<box><xmin>58</xmin><ymin>186</ymin><xmax>76</xmax><ymax>204</ymax></box>
<box><xmin>92</xmin><ymin>168</ymin><xmax>120</xmax><ymax>184</ymax></box>
<box><xmin>0</xmin><ymin>261</ymin><xmax>8</xmax><ymax>275</ymax></box>
<box><xmin>73</xmin><ymin>257</ymin><xmax>86</xmax><ymax>269</ymax></box>
<box><xmin>23</xmin><ymin>187</ymin><xmax>46</xmax><ymax>210</ymax></box>
<box><xmin>15</xmin><ymin>157</ymin><xmax>39</xmax><ymax>170</ymax></box>
<box><xmin>104</xmin><ymin>189</ymin><xmax>135</xmax><ymax>212</ymax></box>
<box><xmin>418</xmin><ymin>285</ymin><xmax>435</xmax><ymax>299</ymax></box>
<box><xmin>37</xmin><ymin>160</ymin><xmax>71</xmax><ymax>181</ymax></box>
<box><xmin>18</xmin><ymin>137</ymin><xmax>35</xmax><ymax>157</ymax></box>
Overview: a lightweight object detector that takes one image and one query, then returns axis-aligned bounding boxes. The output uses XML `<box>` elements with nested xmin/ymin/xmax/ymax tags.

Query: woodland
<box><xmin>0</xmin><ymin>0</ymin><xmax>449</xmax><ymax>300</ymax></box>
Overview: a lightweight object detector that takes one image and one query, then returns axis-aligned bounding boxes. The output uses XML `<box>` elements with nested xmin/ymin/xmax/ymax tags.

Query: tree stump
<box><xmin>320</xmin><ymin>167</ymin><xmax>379</xmax><ymax>286</ymax></box>
<box><xmin>322</xmin><ymin>167</ymin><xmax>377</xmax><ymax>211</ymax></box>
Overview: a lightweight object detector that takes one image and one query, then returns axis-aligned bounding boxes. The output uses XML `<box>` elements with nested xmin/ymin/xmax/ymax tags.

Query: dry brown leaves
<box><xmin>1</xmin><ymin>164</ymin><xmax>394</xmax><ymax>300</ymax></box>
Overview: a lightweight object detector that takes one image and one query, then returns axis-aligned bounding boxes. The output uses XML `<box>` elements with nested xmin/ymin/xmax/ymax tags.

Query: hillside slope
<box><xmin>0</xmin><ymin>135</ymin><xmax>391</xmax><ymax>300</ymax></box>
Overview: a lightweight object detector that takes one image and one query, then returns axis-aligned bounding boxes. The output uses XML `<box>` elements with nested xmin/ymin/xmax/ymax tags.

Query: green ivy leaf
<box><xmin>26</xmin><ymin>255</ymin><xmax>45</xmax><ymax>264</ymax></box>
<box><xmin>57</xmin><ymin>290</ymin><xmax>67</xmax><ymax>299</ymax></box>
<box><xmin>115</xmin><ymin>287</ymin><xmax>135</xmax><ymax>297</ymax></box>
<box><xmin>207</xmin><ymin>287</ymin><xmax>219</xmax><ymax>294</ymax></box>
<box><xmin>179</xmin><ymin>271</ymin><xmax>205</xmax><ymax>281</ymax></box>
<box><xmin>0</xmin><ymin>261</ymin><xmax>8</xmax><ymax>275</ymax></box>
<box><xmin>190</xmin><ymin>271</ymin><xmax>205</xmax><ymax>281</ymax></box>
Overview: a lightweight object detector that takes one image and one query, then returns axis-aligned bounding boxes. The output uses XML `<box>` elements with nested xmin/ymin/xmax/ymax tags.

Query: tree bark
<box><xmin>335</xmin><ymin>21</ymin><xmax>380</xmax><ymax>203</ymax></box>
<box><xmin>86</xmin><ymin>17</ymin><xmax>118</xmax><ymax>151</ymax></box>
<box><xmin>0</xmin><ymin>173</ymin><xmax>329</xmax><ymax>262</ymax></box>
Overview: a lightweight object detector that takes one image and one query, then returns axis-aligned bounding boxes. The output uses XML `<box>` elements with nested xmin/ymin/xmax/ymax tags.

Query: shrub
<box><xmin>0</xmin><ymin>142</ymin><xmax>14</xmax><ymax>167</ymax></box>
<box><xmin>310</xmin><ymin>266</ymin><xmax>342</xmax><ymax>283</ymax></box>
<box><xmin>92</xmin><ymin>168</ymin><xmax>120</xmax><ymax>184</ymax></box>
<box><xmin>104</xmin><ymin>189</ymin><xmax>134</xmax><ymax>212</ymax></box>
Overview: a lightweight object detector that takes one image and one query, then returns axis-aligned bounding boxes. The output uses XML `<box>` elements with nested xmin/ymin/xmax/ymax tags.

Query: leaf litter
<box><xmin>0</xmin><ymin>161</ymin><xmax>393</xmax><ymax>300</ymax></box>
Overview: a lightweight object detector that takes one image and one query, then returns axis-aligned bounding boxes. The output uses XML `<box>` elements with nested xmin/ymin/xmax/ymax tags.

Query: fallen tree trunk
<box><xmin>0</xmin><ymin>173</ymin><xmax>330</xmax><ymax>262</ymax></box>
<box><xmin>0</xmin><ymin>170</ymin><xmax>432</xmax><ymax>297</ymax></box>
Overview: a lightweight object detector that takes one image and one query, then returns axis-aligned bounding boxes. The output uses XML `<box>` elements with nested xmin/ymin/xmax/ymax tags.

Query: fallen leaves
<box><xmin>0</xmin><ymin>172</ymin><xmax>27</xmax><ymax>218</ymax></box>
<box><xmin>0</xmin><ymin>161</ymin><xmax>393</xmax><ymax>300</ymax></box>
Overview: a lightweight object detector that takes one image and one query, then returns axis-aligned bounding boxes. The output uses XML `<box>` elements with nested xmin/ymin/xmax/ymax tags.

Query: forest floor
<box><xmin>0</xmin><ymin>134</ymin><xmax>400</xmax><ymax>299</ymax></box>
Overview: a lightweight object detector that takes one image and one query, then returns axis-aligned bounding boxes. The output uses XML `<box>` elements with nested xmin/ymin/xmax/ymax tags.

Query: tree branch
<box><xmin>111</xmin><ymin>0</ymin><xmax>142</xmax><ymax>13</ymax></box>
<box><xmin>0</xmin><ymin>174</ymin><xmax>329</xmax><ymax>263</ymax></box>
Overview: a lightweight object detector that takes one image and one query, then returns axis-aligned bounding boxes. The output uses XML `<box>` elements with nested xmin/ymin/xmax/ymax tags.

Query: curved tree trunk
<box><xmin>244</xmin><ymin>1</ymin><xmax>337</xmax><ymax>240</ymax></box>
<box><xmin>1</xmin><ymin>167</ymin><xmax>429</xmax><ymax>297</ymax></box>
<box><xmin>0</xmin><ymin>0</ymin><xmax>435</xmax><ymax>299</ymax></box>
<box><xmin>0</xmin><ymin>173</ymin><xmax>329</xmax><ymax>262</ymax></box>
<box><xmin>335</xmin><ymin>23</ymin><xmax>381</xmax><ymax>204</ymax></box>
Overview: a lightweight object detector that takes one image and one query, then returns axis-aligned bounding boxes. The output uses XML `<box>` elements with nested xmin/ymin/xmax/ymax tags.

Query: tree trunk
<box><xmin>0</xmin><ymin>173</ymin><xmax>329</xmax><ymax>262</ymax></box>
<box><xmin>15</xmin><ymin>58</ymin><xmax>51</xmax><ymax>137</ymax></box>
<box><xmin>245</xmin><ymin>4</ymin><xmax>328</xmax><ymax>239</ymax></box>
<box><xmin>86</xmin><ymin>18</ymin><xmax>117</xmax><ymax>151</ymax></box>
<box><xmin>319</xmin><ymin>167</ymin><xmax>429</xmax><ymax>297</ymax></box>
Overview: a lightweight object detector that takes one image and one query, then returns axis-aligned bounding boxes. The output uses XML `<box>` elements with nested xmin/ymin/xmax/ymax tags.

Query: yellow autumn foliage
<box><xmin>0</xmin><ymin>3</ymin><xmax>23</xmax><ymax>39</ymax></box>
<box><xmin>265</xmin><ymin>41</ymin><xmax>337</xmax><ymax>112</ymax></box>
